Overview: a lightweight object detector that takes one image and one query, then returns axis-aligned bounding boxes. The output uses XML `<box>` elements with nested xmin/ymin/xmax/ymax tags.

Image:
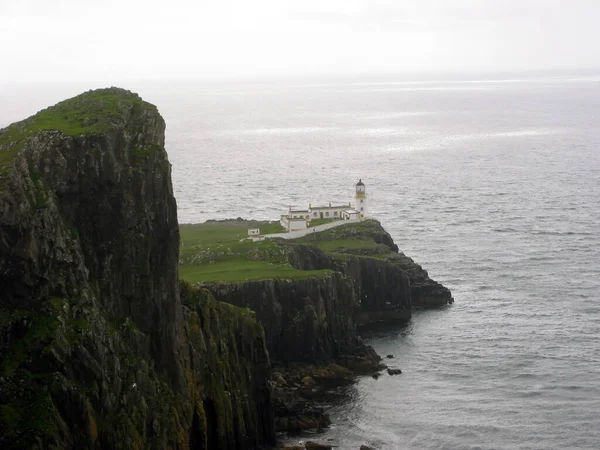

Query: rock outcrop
<box><xmin>384</xmin><ymin>252</ymin><xmax>453</xmax><ymax>308</ymax></box>
<box><xmin>200</xmin><ymin>219</ymin><xmax>452</xmax><ymax>366</ymax></box>
<box><xmin>291</xmin><ymin>219</ymin><xmax>453</xmax><ymax>315</ymax></box>
<box><xmin>0</xmin><ymin>88</ymin><xmax>274</xmax><ymax>449</ymax></box>
<box><xmin>206</xmin><ymin>273</ymin><xmax>360</xmax><ymax>365</ymax></box>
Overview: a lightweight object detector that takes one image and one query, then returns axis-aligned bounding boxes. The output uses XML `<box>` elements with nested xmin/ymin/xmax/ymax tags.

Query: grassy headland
<box><xmin>179</xmin><ymin>219</ymin><xmax>397</xmax><ymax>283</ymax></box>
<box><xmin>293</xmin><ymin>219</ymin><xmax>396</xmax><ymax>258</ymax></box>
<box><xmin>179</xmin><ymin>219</ymin><xmax>332</xmax><ymax>283</ymax></box>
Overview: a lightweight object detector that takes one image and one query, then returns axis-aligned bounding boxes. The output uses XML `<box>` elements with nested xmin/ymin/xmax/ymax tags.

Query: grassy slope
<box><xmin>179</xmin><ymin>219</ymin><xmax>396</xmax><ymax>283</ymax></box>
<box><xmin>294</xmin><ymin>219</ymin><xmax>394</xmax><ymax>259</ymax></box>
<box><xmin>179</xmin><ymin>220</ymin><xmax>331</xmax><ymax>282</ymax></box>
<box><xmin>0</xmin><ymin>88</ymin><xmax>157</xmax><ymax>177</ymax></box>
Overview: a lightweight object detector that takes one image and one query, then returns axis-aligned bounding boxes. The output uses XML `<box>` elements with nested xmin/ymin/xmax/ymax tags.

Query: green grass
<box><xmin>179</xmin><ymin>220</ymin><xmax>328</xmax><ymax>283</ymax></box>
<box><xmin>180</xmin><ymin>260</ymin><xmax>330</xmax><ymax>283</ymax></box>
<box><xmin>0</xmin><ymin>87</ymin><xmax>158</xmax><ymax>178</ymax></box>
<box><xmin>293</xmin><ymin>219</ymin><xmax>396</xmax><ymax>260</ymax></box>
<box><xmin>312</xmin><ymin>238</ymin><xmax>388</xmax><ymax>253</ymax></box>
<box><xmin>178</xmin><ymin>219</ymin><xmax>395</xmax><ymax>282</ymax></box>
<box><xmin>297</xmin><ymin>219</ymin><xmax>384</xmax><ymax>242</ymax></box>
<box><xmin>180</xmin><ymin>220</ymin><xmax>284</xmax><ymax>246</ymax></box>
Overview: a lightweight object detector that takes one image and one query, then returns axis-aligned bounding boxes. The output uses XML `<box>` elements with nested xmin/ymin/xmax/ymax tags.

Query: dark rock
<box><xmin>386</xmin><ymin>354</ymin><xmax>394</xmax><ymax>359</ymax></box>
<box><xmin>206</xmin><ymin>273</ymin><xmax>362</xmax><ymax>364</ymax></box>
<box><xmin>0</xmin><ymin>89</ymin><xmax>275</xmax><ymax>449</ymax></box>
<box><xmin>360</xmin><ymin>445</ymin><xmax>377</xmax><ymax>450</ymax></box>
<box><xmin>287</xmin><ymin>242</ymin><xmax>412</xmax><ymax>326</ymax></box>
<box><xmin>371</xmin><ymin>373</ymin><xmax>381</xmax><ymax>380</ymax></box>
<box><xmin>338</xmin><ymin>343</ymin><xmax>384</xmax><ymax>374</ymax></box>
<box><xmin>386</xmin><ymin>252</ymin><xmax>454</xmax><ymax>307</ymax></box>
<box><xmin>387</xmin><ymin>368</ymin><xmax>403</xmax><ymax>375</ymax></box>
<box><xmin>273</xmin><ymin>404</ymin><xmax>331</xmax><ymax>433</ymax></box>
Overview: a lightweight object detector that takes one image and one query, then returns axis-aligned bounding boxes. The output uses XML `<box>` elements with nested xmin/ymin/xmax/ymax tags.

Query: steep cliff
<box><xmin>187</xmin><ymin>220</ymin><xmax>450</xmax><ymax>437</ymax></box>
<box><xmin>0</xmin><ymin>89</ymin><xmax>274</xmax><ymax>449</ymax></box>
<box><xmin>206</xmin><ymin>273</ymin><xmax>360</xmax><ymax>365</ymax></box>
<box><xmin>183</xmin><ymin>219</ymin><xmax>452</xmax><ymax>365</ymax></box>
<box><xmin>292</xmin><ymin>219</ymin><xmax>453</xmax><ymax>311</ymax></box>
<box><xmin>286</xmin><ymin>244</ymin><xmax>411</xmax><ymax>325</ymax></box>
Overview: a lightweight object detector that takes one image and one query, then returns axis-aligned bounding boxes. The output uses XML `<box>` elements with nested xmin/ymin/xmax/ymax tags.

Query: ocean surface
<box><xmin>2</xmin><ymin>73</ymin><xmax>600</xmax><ymax>449</ymax></box>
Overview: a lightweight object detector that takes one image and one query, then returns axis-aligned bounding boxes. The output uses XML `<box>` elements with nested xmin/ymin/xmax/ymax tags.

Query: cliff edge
<box><xmin>180</xmin><ymin>219</ymin><xmax>453</xmax><ymax>366</ymax></box>
<box><xmin>0</xmin><ymin>89</ymin><xmax>274</xmax><ymax>449</ymax></box>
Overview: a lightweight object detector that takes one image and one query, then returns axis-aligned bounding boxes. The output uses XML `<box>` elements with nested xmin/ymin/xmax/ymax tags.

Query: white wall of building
<box><xmin>309</xmin><ymin>207</ymin><xmax>346</xmax><ymax>219</ymax></box>
<box><xmin>288</xmin><ymin>218</ymin><xmax>307</xmax><ymax>231</ymax></box>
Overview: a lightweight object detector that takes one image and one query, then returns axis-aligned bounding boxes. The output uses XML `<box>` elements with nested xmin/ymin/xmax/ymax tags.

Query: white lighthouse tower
<box><xmin>355</xmin><ymin>179</ymin><xmax>367</xmax><ymax>218</ymax></box>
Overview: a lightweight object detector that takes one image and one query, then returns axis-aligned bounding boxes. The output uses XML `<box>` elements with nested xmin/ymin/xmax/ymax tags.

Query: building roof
<box><xmin>356</xmin><ymin>179</ymin><xmax>365</xmax><ymax>186</ymax></box>
<box><xmin>290</xmin><ymin>210</ymin><xmax>310</xmax><ymax>213</ymax></box>
<box><xmin>343</xmin><ymin>209</ymin><xmax>360</xmax><ymax>214</ymax></box>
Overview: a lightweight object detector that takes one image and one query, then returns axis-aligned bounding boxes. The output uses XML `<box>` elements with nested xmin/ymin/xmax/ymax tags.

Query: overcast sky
<box><xmin>1</xmin><ymin>0</ymin><xmax>599</xmax><ymax>83</ymax></box>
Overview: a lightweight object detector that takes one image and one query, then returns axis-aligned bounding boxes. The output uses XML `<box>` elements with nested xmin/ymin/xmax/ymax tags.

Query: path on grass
<box><xmin>262</xmin><ymin>218</ymin><xmax>361</xmax><ymax>240</ymax></box>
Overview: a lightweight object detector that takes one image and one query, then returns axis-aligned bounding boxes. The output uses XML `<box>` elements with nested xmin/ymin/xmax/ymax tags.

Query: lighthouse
<box><xmin>355</xmin><ymin>179</ymin><xmax>367</xmax><ymax>218</ymax></box>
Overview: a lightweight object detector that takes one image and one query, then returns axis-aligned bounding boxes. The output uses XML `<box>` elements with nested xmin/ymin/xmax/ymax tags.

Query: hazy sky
<box><xmin>1</xmin><ymin>0</ymin><xmax>599</xmax><ymax>83</ymax></box>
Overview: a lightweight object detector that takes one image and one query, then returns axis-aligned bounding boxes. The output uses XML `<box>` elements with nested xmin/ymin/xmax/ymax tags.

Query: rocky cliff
<box><xmin>292</xmin><ymin>219</ymin><xmax>453</xmax><ymax>311</ymax></box>
<box><xmin>0</xmin><ymin>89</ymin><xmax>274</xmax><ymax>449</ymax></box>
<box><xmin>193</xmin><ymin>220</ymin><xmax>451</xmax><ymax>437</ymax></box>
<box><xmin>206</xmin><ymin>273</ymin><xmax>360</xmax><ymax>365</ymax></box>
<box><xmin>198</xmin><ymin>220</ymin><xmax>452</xmax><ymax>366</ymax></box>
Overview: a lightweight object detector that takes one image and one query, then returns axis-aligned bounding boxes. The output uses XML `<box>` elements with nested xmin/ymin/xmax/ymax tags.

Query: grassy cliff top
<box><xmin>294</xmin><ymin>219</ymin><xmax>398</xmax><ymax>258</ymax></box>
<box><xmin>0</xmin><ymin>87</ymin><xmax>158</xmax><ymax>176</ymax></box>
<box><xmin>179</xmin><ymin>219</ymin><xmax>332</xmax><ymax>283</ymax></box>
<box><xmin>178</xmin><ymin>218</ymin><xmax>398</xmax><ymax>283</ymax></box>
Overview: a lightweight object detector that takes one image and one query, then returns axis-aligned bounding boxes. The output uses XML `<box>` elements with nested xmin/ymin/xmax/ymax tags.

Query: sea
<box><xmin>2</xmin><ymin>72</ymin><xmax>599</xmax><ymax>449</ymax></box>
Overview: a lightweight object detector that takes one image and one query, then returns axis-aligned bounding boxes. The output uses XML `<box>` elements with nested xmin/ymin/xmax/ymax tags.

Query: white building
<box><xmin>280</xmin><ymin>180</ymin><xmax>369</xmax><ymax>231</ymax></box>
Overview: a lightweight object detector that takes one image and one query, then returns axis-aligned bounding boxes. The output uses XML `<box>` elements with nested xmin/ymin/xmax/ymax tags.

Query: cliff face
<box><xmin>0</xmin><ymin>88</ymin><xmax>180</xmax><ymax>377</ymax></box>
<box><xmin>200</xmin><ymin>220</ymin><xmax>451</xmax><ymax>365</ymax></box>
<box><xmin>206</xmin><ymin>273</ymin><xmax>360</xmax><ymax>365</ymax></box>
<box><xmin>287</xmin><ymin>245</ymin><xmax>412</xmax><ymax>326</ymax></box>
<box><xmin>385</xmin><ymin>253</ymin><xmax>453</xmax><ymax>308</ymax></box>
<box><xmin>180</xmin><ymin>283</ymin><xmax>273</xmax><ymax>450</ymax></box>
<box><xmin>291</xmin><ymin>220</ymin><xmax>453</xmax><ymax>312</ymax></box>
<box><xmin>335</xmin><ymin>256</ymin><xmax>412</xmax><ymax>325</ymax></box>
<box><xmin>0</xmin><ymin>89</ymin><xmax>274</xmax><ymax>449</ymax></box>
